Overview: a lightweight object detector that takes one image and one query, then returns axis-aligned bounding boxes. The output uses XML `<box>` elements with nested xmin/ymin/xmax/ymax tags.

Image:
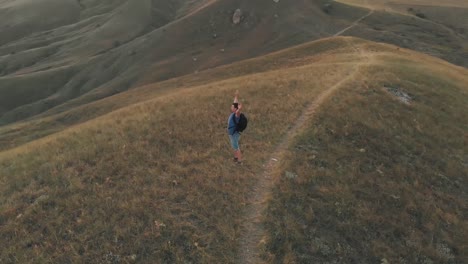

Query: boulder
<box><xmin>232</xmin><ymin>9</ymin><xmax>242</xmax><ymax>24</ymax></box>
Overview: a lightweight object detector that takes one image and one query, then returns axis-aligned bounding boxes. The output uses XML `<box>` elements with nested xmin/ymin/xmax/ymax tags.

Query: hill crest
<box><xmin>1</xmin><ymin>0</ymin><xmax>466</xmax><ymax>126</ymax></box>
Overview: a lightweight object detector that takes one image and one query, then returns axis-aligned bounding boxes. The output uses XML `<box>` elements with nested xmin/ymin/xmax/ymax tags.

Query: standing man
<box><xmin>227</xmin><ymin>90</ymin><xmax>243</xmax><ymax>164</ymax></box>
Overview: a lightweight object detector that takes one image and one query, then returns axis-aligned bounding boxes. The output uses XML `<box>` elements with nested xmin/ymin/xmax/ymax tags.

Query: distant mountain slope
<box><xmin>0</xmin><ymin>0</ymin><xmax>355</xmax><ymax>126</ymax></box>
<box><xmin>0</xmin><ymin>36</ymin><xmax>466</xmax><ymax>263</ymax></box>
<box><xmin>0</xmin><ymin>0</ymin><xmax>82</xmax><ymax>46</ymax></box>
<box><xmin>0</xmin><ymin>0</ymin><xmax>466</xmax><ymax>127</ymax></box>
<box><xmin>335</xmin><ymin>0</ymin><xmax>468</xmax><ymax>67</ymax></box>
<box><xmin>0</xmin><ymin>0</ymin><xmax>217</xmax><ymax>124</ymax></box>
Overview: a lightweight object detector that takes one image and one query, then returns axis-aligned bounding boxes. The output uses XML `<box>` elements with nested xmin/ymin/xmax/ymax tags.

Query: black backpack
<box><xmin>234</xmin><ymin>113</ymin><xmax>248</xmax><ymax>133</ymax></box>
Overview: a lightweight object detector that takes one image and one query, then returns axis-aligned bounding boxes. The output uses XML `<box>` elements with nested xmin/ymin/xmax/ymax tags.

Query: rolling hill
<box><xmin>0</xmin><ymin>0</ymin><xmax>466</xmax><ymax>130</ymax></box>
<box><xmin>1</xmin><ymin>36</ymin><xmax>467</xmax><ymax>263</ymax></box>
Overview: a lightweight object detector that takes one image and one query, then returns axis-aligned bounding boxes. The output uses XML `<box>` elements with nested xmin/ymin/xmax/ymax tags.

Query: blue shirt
<box><xmin>227</xmin><ymin>113</ymin><xmax>240</xmax><ymax>135</ymax></box>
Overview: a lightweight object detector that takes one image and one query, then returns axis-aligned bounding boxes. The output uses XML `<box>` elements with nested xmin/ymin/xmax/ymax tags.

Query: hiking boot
<box><xmin>233</xmin><ymin>157</ymin><xmax>238</xmax><ymax>162</ymax></box>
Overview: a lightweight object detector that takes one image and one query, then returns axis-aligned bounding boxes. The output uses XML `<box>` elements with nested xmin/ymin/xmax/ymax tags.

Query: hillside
<box><xmin>1</xmin><ymin>37</ymin><xmax>467</xmax><ymax>263</ymax></box>
<box><xmin>335</xmin><ymin>0</ymin><xmax>468</xmax><ymax>67</ymax></box>
<box><xmin>0</xmin><ymin>0</ymin><xmax>467</xmax><ymax>128</ymax></box>
<box><xmin>0</xmin><ymin>0</ymin><xmax>350</xmax><ymax>126</ymax></box>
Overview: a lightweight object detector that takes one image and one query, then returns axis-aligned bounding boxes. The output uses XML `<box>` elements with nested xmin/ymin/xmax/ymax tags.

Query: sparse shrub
<box><xmin>415</xmin><ymin>12</ymin><xmax>426</xmax><ymax>19</ymax></box>
<box><xmin>322</xmin><ymin>3</ymin><xmax>333</xmax><ymax>14</ymax></box>
<box><xmin>77</xmin><ymin>0</ymin><xmax>85</xmax><ymax>8</ymax></box>
<box><xmin>407</xmin><ymin>7</ymin><xmax>427</xmax><ymax>19</ymax></box>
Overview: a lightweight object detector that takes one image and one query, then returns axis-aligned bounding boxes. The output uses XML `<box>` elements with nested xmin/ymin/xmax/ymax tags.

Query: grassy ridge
<box><xmin>0</xmin><ymin>39</ymin><xmax>357</xmax><ymax>262</ymax></box>
<box><xmin>1</xmin><ymin>37</ymin><xmax>466</xmax><ymax>263</ymax></box>
<box><xmin>263</xmin><ymin>54</ymin><xmax>468</xmax><ymax>263</ymax></box>
<box><xmin>0</xmin><ymin>37</ymin><xmax>360</xmax><ymax>152</ymax></box>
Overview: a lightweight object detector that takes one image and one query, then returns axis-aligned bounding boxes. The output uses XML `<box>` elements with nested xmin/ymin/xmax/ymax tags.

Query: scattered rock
<box><xmin>436</xmin><ymin>242</ymin><xmax>455</xmax><ymax>260</ymax></box>
<box><xmin>32</xmin><ymin>195</ymin><xmax>49</xmax><ymax>207</ymax></box>
<box><xmin>420</xmin><ymin>256</ymin><xmax>434</xmax><ymax>264</ymax></box>
<box><xmin>154</xmin><ymin>220</ymin><xmax>166</xmax><ymax>230</ymax></box>
<box><xmin>232</xmin><ymin>9</ymin><xmax>242</xmax><ymax>24</ymax></box>
<box><xmin>384</xmin><ymin>85</ymin><xmax>412</xmax><ymax>104</ymax></box>
<box><xmin>284</xmin><ymin>171</ymin><xmax>298</xmax><ymax>179</ymax></box>
<box><xmin>104</xmin><ymin>252</ymin><xmax>120</xmax><ymax>263</ymax></box>
<box><xmin>312</xmin><ymin>237</ymin><xmax>334</xmax><ymax>256</ymax></box>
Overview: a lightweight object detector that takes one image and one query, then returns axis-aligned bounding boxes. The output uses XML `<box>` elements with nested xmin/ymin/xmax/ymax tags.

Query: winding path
<box><xmin>334</xmin><ymin>9</ymin><xmax>375</xmax><ymax>37</ymax></box>
<box><xmin>237</xmin><ymin>41</ymin><xmax>374</xmax><ymax>263</ymax></box>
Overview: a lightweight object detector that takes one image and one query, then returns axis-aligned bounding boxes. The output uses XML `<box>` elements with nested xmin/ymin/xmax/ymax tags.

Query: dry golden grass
<box><xmin>0</xmin><ymin>37</ymin><xmax>361</xmax><ymax>152</ymax></box>
<box><xmin>1</xmin><ymin>37</ymin><xmax>467</xmax><ymax>263</ymax></box>
<box><xmin>0</xmin><ymin>37</ymin><xmax>360</xmax><ymax>263</ymax></box>
<box><xmin>262</xmin><ymin>44</ymin><xmax>468</xmax><ymax>263</ymax></box>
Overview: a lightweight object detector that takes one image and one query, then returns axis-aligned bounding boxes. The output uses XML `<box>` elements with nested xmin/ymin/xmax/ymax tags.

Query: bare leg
<box><xmin>235</xmin><ymin>149</ymin><xmax>242</xmax><ymax>161</ymax></box>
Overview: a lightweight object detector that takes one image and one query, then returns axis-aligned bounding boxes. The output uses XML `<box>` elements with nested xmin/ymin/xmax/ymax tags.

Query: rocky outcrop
<box><xmin>232</xmin><ymin>8</ymin><xmax>242</xmax><ymax>24</ymax></box>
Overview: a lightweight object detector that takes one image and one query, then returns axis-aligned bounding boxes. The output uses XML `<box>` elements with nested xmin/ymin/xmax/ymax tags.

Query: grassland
<box><xmin>0</xmin><ymin>36</ymin><xmax>357</xmax><ymax>151</ymax></box>
<box><xmin>0</xmin><ymin>37</ymin><xmax>357</xmax><ymax>263</ymax></box>
<box><xmin>1</xmin><ymin>37</ymin><xmax>467</xmax><ymax>263</ymax></box>
<box><xmin>262</xmin><ymin>45</ymin><xmax>468</xmax><ymax>263</ymax></box>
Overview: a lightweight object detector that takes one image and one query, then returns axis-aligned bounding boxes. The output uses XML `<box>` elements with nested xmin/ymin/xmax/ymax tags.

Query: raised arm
<box><xmin>233</xmin><ymin>90</ymin><xmax>242</xmax><ymax>117</ymax></box>
<box><xmin>235</xmin><ymin>102</ymin><xmax>242</xmax><ymax>117</ymax></box>
<box><xmin>233</xmin><ymin>90</ymin><xmax>239</xmax><ymax>104</ymax></box>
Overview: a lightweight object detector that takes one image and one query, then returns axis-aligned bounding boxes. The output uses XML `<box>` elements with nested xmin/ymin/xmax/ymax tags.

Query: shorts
<box><xmin>228</xmin><ymin>133</ymin><xmax>241</xmax><ymax>150</ymax></box>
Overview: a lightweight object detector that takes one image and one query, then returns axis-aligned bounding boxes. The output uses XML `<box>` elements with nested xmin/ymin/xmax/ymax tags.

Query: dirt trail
<box><xmin>237</xmin><ymin>42</ymin><xmax>374</xmax><ymax>263</ymax></box>
<box><xmin>157</xmin><ymin>0</ymin><xmax>218</xmax><ymax>31</ymax></box>
<box><xmin>333</xmin><ymin>9</ymin><xmax>374</xmax><ymax>37</ymax></box>
<box><xmin>184</xmin><ymin>0</ymin><xmax>218</xmax><ymax>17</ymax></box>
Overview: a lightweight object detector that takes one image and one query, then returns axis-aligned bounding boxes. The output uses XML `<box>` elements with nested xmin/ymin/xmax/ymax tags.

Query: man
<box><xmin>227</xmin><ymin>90</ymin><xmax>243</xmax><ymax>164</ymax></box>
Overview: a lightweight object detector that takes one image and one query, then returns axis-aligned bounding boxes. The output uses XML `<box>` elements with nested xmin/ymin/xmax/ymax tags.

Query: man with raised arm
<box><xmin>227</xmin><ymin>90</ymin><xmax>243</xmax><ymax>164</ymax></box>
